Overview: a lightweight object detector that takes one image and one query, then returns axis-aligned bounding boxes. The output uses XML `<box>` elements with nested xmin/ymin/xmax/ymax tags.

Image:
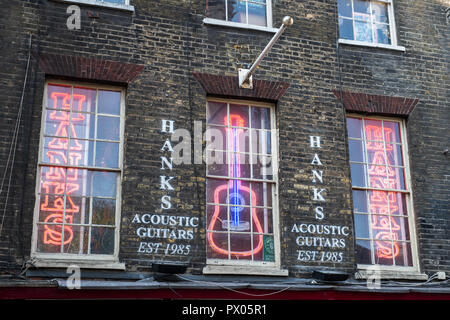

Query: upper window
<box><xmin>32</xmin><ymin>81</ymin><xmax>124</xmax><ymax>263</ymax></box>
<box><xmin>338</xmin><ymin>0</ymin><xmax>401</xmax><ymax>48</ymax></box>
<box><xmin>347</xmin><ymin>115</ymin><xmax>419</xmax><ymax>270</ymax></box>
<box><xmin>205</xmin><ymin>0</ymin><xmax>273</xmax><ymax>30</ymax></box>
<box><xmin>205</xmin><ymin>99</ymin><xmax>279</xmax><ymax>268</ymax></box>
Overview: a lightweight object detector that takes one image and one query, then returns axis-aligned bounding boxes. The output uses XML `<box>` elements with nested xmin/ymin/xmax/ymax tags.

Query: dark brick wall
<box><xmin>0</xmin><ymin>0</ymin><xmax>448</xmax><ymax>277</ymax></box>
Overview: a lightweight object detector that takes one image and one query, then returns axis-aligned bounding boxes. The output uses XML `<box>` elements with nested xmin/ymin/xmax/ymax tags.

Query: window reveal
<box><xmin>35</xmin><ymin>83</ymin><xmax>122</xmax><ymax>257</ymax></box>
<box><xmin>206</xmin><ymin>100</ymin><xmax>276</xmax><ymax>263</ymax></box>
<box><xmin>338</xmin><ymin>0</ymin><xmax>394</xmax><ymax>45</ymax></box>
<box><xmin>348</xmin><ymin>116</ymin><xmax>415</xmax><ymax>267</ymax></box>
<box><xmin>206</xmin><ymin>0</ymin><xmax>269</xmax><ymax>27</ymax></box>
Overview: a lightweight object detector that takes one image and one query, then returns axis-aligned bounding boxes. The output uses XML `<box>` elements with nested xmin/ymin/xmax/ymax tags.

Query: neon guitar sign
<box><xmin>207</xmin><ymin>114</ymin><xmax>264</xmax><ymax>257</ymax></box>
<box><xmin>41</xmin><ymin>91</ymin><xmax>86</xmax><ymax>247</ymax></box>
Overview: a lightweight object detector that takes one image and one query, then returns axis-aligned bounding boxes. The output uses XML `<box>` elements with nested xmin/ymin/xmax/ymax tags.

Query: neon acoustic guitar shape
<box><xmin>207</xmin><ymin>114</ymin><xmax>264</xmax><ymax>257</ymax></box>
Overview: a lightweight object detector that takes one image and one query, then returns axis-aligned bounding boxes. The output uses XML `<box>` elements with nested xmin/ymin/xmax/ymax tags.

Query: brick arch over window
<box><xmin>333</xmin><ymin>90</ymin><xmax>419</xmax><ymax>116</ymax></box>
<box><xmin>193</xmin><ymin>72</ymin><xmax>290</xmax><ymax>101</ymax></box>
<box><xmin>36</xmin><ymin>53</ymin><xmax>144</xmax><ymax>84</ymax></box>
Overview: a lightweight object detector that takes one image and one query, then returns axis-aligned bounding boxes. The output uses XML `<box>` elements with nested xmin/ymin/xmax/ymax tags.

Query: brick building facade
<box><xmin>0</xmin><ymin>0</ymin><xmax>448</xmax><ymax>300</ymax></box>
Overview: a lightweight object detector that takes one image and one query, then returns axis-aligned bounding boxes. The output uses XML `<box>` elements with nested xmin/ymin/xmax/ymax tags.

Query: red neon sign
<box><xmin>207</xmin><ymin>114</ymin><xmax>264</xmax><ymax>257</ymax></box>
<box><xmin>41</xmin><ymin>91</ymin><xmax>86</xmax><ymax>246</ymax></box>
<box><xmin>366</xmin><ymin>124</ymin><xmax>402</xmax><ymax>260</ymax></box>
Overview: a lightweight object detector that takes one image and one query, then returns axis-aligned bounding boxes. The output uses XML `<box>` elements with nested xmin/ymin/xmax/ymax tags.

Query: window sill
<box><xmin>203</xmin><ymin>18</ymin><xmax>278</xmax><ymax>33</ymax></box>
<box><xmin>355</xmin><ymin>269</ymin><xmax>428</xmax><ymax>281</ymax></box>
<box><xmin>338</xmin><ymin>39</ymin><xmax>406</xmax><ymax>52</ymax></box>
<box><xmin>52</xmin><ymin>0</ymin><xmax>135</xmax><ymax>12</ymax></box>
<box><xmin>32</xmin><ymin>258</ymin><xmax>126</xmax><ymax>270</ymax></box>
<box><xmin>203</xmin><ymin>265</ymin><xmax>289</xmax><ymax>277</ymax></box>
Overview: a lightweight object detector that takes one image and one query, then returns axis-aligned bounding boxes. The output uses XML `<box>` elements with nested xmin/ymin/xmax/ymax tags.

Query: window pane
<box><xmin>227</xmin><ymin>206</ymin><xmax>250</xmax><ymax>231</ymax></box>
<box><xmin>367</xmin><ymin>147</ymin><xmax>385</xmax><ymax>165</ymax></box>
<box><xmin>206</xmin><ymin>178</ymin><xmax>228</xmax><ymax>204</ymax></box>
<box><xmin>90</xmin><ymin>227</ymin><xmax>115</xmax><ymax>254</ymax></box>
<box><xmin>45</xmin><ymin>110</ymin><xmax>70</xmax><ymax>137</ymax></box>
<box><xmin>386</xmin><ymin>144</ymin><xmax>404</xmax><ymax>166</ymax></box>
<box><xmin>97</xmin><ymin>116</ymin><xmax>120</xmax><ymax>141</ymax></box>
<box><xmin>251</xmin><ymin>107</ymin><xmax>271</xmax><ymax>129</ymax></box>
<box><xmin>231</xmin><ymin>153</ymin><xmax>250</xmax><ymax>178</ymax></box>
<box><xmin>43</xmin><ymin>138</ymin><xmax>68</xmax><ymax>164</ymax></box>
<box><xmin>98</xmin><ymin>90</ymin><xmax>121</xmax><ymax>115</ymax></box>
<box><xmin>394</xmin><ymin>242</ymin><xmax>413</xmax><ymax>266</ymax></box>
<box><xmin>389</xmin><ymin>167</ymin><xmax>406</xmax><ymax>190</ymax></box>
<box><xmin>374</xmin><ymin>237</ymin><xmax>394</xmax><ymax>265</ymax></box>
<box><xmin>369</xmin><ymin>191</ymin><xmax>388</xmax><ymax>214</ymax></box>
<box><xmin>338</xmin><ymin>0</ymin><xmax>352</xmax><ymax>18</ymax></box>
<box><xmin>350</xmin><ymin>163</ymin><xmax>367</xmax><ymax>187</ymax></box>
<box><xmin>206</xmin><ymin>125</ymin><xmax>227</xmax><ymax>151</ymax></box>
<box><xmin>206</xmin><ymin>204</ymin><xmax>226</xmax><ymax>231</ymax></box>
<box><xmin>229</xmin><ymin>104</ymin><xmax>249</xmax><ymax>127</ymax></box>
<box><xmin>383</xmin><ymin>121</ymin><xmax>401</xmax><ymax>143</ymax></box>
<box><xmin>339</xmin><ymin>18</ymin><xmax>354</xmax><ymax>40</ymax></box>
<box><xmin>95</xmin><ymin>142</ymin><xmax>119</xmax><ymax>168</ymax></box>
<box><xmin>390</xmin><ymin>216</ymin><xmax>410</xmax><ymax>241</ymax></box>
<box><xmin>364</xmin><ymin>119</ymin><xmax>383</xmax><ymax>141</ymax></box>
<box><xmin>71</xmin><ymin>112</ymin><xmax>95</xmax><ymax>140</ymax></box>
<box><xmin>73</xmin><ymin>87</ymin><xmax>96</xmax><ymax>113</ymax></box>
<box><xmin>47</xmin><ymin>84</ymin><xmax>71</xmax><ymax>110</ymax></box>
<box><xmin>91</xmin><ymin>171</ymin><xmax>118</xmax><ymax>198</ymax></box>
<box><xmin>354</xmin><ymin>214</ymin><xmax>370</xmax><ymax>239</ymax></box>
<box><xmin>352</xmin><ymin>190</ymin><xmax>368</xmax><ymax>213</ymax></box>
<box><xmin>248</xmin><ymin>3</ymin><xmax>266</xmax><ymax>27</ymax></box>
<box><xmin>349</xmin><ymin>139</ymin><xmax>364</xmax><ymax>162</ymax></box>
<box><xmin>207</xmin><ymin>101</ymin><xmax>227</xmax><ymax>126</ymax></box>
<box><xmin>92</xmin><ymin>198</ymin><xmax>116</xmax><ymax>226</ymax></box>
<box><xmin>252</xmin><ymin>155</ymin><xmax>273</xmax><ymax>180</ymax></box>
<box><xmin>390</xmin><ymin>192</ymin><xmax>408</xmax><ymax>216</ymax></box>
<box><xmin>62</xmin><ymin>225</ymin><xmax>89</xmax><ymax>254</ymax></box>
<box><xmin>230</xmin><ymin>233</ymin><xmax>252</xmax><ymax>260</ymax></box>
<box><xmin>251</xmin><ymin>182</ymin><xmax>272</xmax><ymax>207</ymax></box>
<box><xmin>37</xmin><ymin>224</ymin><xmax>63</xmax><ymax>253</ymax></box>
<box><xmin>354</xmin><ymin>0</ymin><xmax>370</xmax><ymax>15</ymax></box>
<box><xmin>207</xmin><ymin>231</ymin><xmax>228</xmax><ymax>259</ymax></box>
<box><xmin>255</xmin><ymin>208</ymin><xmax>273</xmax><ymax>234</ymax></box>
<box><xmin>206</xmin><ymin>0</ymin><xmax>226</xmax><ymax>20</ymax></box>
<box><xmin>372</xmin><ymin>2</ymin><xmax>389</xmax><ymax>23</ymax></box>
<box><xmin>375</xmin><ymin>23</ymin><xmax>391</xmax><ymax>44</ymax></box>
<box><xmin>229</xmin><ymin>0</ymin><xmax>247</xmax><ymax>23</ymax></box>
<box><xmin>347</xmin><ymin>117</ymin><xmax>363</xmax><ymax>138</ymax></box>
<box><xmin>251</xmin><ymin>130</ymin><xmax>271</xmax><ymax>155</ymax></box>
<box><xmin>206</xmin><ymin>150</ymin><xmax>228</xmax><ymax>176</ymax></box>
<box><xmin>356</xmin><ymin>239</ymin><xmax>372</xmax><ymax>264</ymax></box>
<box><xmin>229</xmin><ymin>128</ymin><xmax>250</xmax><ymax>153</ymax></box>
<box><xmin>355</xmin><ymin>21</ymin><xmax>373</xmax><ymax>42</ymax></box>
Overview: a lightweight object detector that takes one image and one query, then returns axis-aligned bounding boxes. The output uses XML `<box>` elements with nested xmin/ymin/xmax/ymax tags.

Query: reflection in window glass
<box><xmin>206</xmin><ymin>0</ymin><xmax>268</xmax><ymax>27</ymax></box>
<box><xmin>337</xmin><ymin>0</ymin><xmax>393</xmax><ymax>45</ymax></box>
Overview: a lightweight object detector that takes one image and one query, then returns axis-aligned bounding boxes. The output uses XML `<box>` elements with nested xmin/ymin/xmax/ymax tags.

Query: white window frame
<box><xmin>203</xmin><ymin>0</ymin><xmax>278</xmax><ymax>33</ymax></box>
<box><xmin>338</xmin><ymin>0</ymin><xmax>405</xmax><ymax>51</ymax></box>
<box><xmin>203</xmin><ymin>98</ymin><xmax>287</xmax><ymax>276</ymax></box>
<box><xmin>54</xmin><ymin>0</ymin><xmax>135</xmax><ymax>12</ymax></box>
<box><xmin>347</xmin><ymin>114</ymin><xmax>423</xmax><ymax>278</ymax></box>
<box><xmin>30</xmin><ymin>80</ymin><xmax>126</xmax><ymax>270</ymax></box>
